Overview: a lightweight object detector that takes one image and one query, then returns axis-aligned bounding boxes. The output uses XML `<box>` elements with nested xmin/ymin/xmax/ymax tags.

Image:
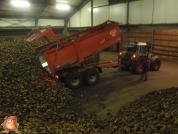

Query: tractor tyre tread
<box><xmin>131</xmin><ymin>57</ymin><xmax>146</xmax><ymax>74</ymax></box>
<box><xmin>151</xmin><ymin>58</ymin><xmax>161</xmax><ymax>71</ymax></box>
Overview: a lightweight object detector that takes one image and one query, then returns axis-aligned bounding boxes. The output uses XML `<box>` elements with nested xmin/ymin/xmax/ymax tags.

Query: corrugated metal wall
<box><xmin>93</xmin><ymin>6</ymin><xmax>109</xmax><ymax>26</ymax></box>
<box><xmin>109</xmin><ymin>3</ymin><xmax>127</xmax><ymax>24</ymax></box>
<box><xmin>69</xmin><ymin>0</ymin><xmax>178</xmax><ymax>26</ymax></box>
<box><xmin>129</xmin><ymin>0</ymin><xmax>153</xmax><ymax>24</ymax></box>
<box><xmin>70</xmin><ymin>10</ymin><xmax>81</xmax><ymax>27</ymax></box>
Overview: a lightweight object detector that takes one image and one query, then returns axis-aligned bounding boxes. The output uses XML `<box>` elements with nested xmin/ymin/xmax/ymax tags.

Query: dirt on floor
<box><xmin>61</xmin><ymin>51</ymin><xmax>178</xmax><ymax>116</ymax></box>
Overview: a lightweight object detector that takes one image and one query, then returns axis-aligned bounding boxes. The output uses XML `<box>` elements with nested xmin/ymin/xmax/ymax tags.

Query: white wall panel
<box><xmin>166</xmin><ymin>0</ymin><xmax>178</xmax><ymax>23</ymax></box>
<box><xmin>129</xmin><ymin>0</ymin><xmax>153</xmax><ymax>24</ymax></box>
<box><xmin>99</xmin><ymin>6</ymin><xmax>109</xmax><ymax>24</ymax></box>
<box><xmin>22</xmin><ymin>21</ymin><xmax>35</xmax><ymax>26</ymax></box>
<box><xmin>129</xmin><ymin>1</ymin><xmax>141</xmax><ymax>24</ymax></box>
<box><xmin>93</xmin><ymin>8</ymin><xmax>100</xmax><ymax>26</ymax></box>
<box><xmin>38</xmin><ymin>19</ymin><xmax>64</xmax><ymax>26</ymax></box>
<box><xmin>141</xmin><ymin>0</ymin><xmax>153</xmax><ymax>24</ymax></box>
<box><xmin>93</xmin><ymin>6</ymin><xmax>109</xmax><ymax>26</ymax></box>
<box><xmin>109</xmin><ymin>3</ymin><xmax>127</xmax><ymax>24</ymax></box>
<box><xmin>81</xmin><ymin>1</ymin><xmax>91</xmax><ymax>27</ymax></box>
<box><xmin>0</xmin><ymin>21</ymin><xmax>10</xmax><ymax>27</ymax></box>
<box><xmin>69</xmin><ymin>0</ymin><xmax>178</xmax><ymax>27</ymax></box>
<box><xmin>0</xmin><ymin>19</ymin><xmax>35</xmax><ymax>27</ymax></box>
<box><xmin>93</xmin><ymin>0</ymin><xmax>108</xmax><ymax>7</ymax></box>
<box><xmin>70</xmin><ymin>11</ymin><xmax>81</xmax><ymax>27</ymax></box>
<box><xmin>153</xmin><ymin>0</ymin><xmax>167</xmax><ymax>24</ymax></box>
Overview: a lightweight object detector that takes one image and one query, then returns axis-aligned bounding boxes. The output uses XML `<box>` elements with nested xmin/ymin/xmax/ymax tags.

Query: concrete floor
<box><xmin>62</xmin><ymin>52</ymin><xmax>178</xmax><ymax>116</ymax></box>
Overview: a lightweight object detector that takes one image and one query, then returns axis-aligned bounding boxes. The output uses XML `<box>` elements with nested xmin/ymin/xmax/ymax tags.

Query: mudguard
<box><xmin>150</xmin><ymin>56</ymin><xmax>159</xmax><ymax>63</ymax></box>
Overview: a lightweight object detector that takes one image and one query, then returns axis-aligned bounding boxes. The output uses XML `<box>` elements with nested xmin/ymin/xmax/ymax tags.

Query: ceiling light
<box><xmin>11</xmin><ymin>0</ymin><xmax>30</xmax><ymax>8</ymax></box>
<box><xmin>56</xmin><ymin>0</ymin><xmax>68</xmax><ymax>3</ymax></box>
<box><xmin>56</xmin><ymin>3</ymin><xmax>70</xmax><ymax>10</ymax></box>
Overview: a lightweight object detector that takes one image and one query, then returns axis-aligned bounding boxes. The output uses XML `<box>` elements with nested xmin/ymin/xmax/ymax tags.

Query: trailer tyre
<box><xmin>65</xmin><ymin>72</ymin><xmax>83</xmax><ymax>90</ymax></box>
<box><xmin>151</xmin><ymin>58</ymin><xmax>161</xmax><ymax>71</ymax></box>
<box><xmin>131</xmin><ymin>57</ymin><xmax>146</xmax><ymax>74</ymax></box>
<box><xmin>84</xmin><ymin>68</ymin><xmax>100</xmax><ymax>86</ymax></box>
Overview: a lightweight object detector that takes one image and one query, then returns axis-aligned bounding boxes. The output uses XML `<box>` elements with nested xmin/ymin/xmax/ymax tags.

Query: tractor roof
<box><xmin>137</xmin><ymin>42</ymin><xmax>147</xmax><ymax>46</ymax></box>
<box><xmin>127</xmin><ymin>41</ymin><xmax>149</xmax><ymax>46</ymax></box>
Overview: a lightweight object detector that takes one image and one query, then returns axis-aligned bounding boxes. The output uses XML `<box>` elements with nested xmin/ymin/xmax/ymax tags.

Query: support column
<box><xmin>126</xmin><ymin>1</ymin><xmax>130</xmax><ymax>45</ymax></box>
<box><xmin>91</xmin><ymin>0</ymin><xmax>99</xmax><ymax>62</ymax></box>
<box><xmin>91</xmin><ymin>0</ymin><xmax>93</xmax><ymax>27</ymax></box>
<box><xmin>35</xmin><ymin>18</ymin><xmax>38</xmax><ymax>27</ymax></box>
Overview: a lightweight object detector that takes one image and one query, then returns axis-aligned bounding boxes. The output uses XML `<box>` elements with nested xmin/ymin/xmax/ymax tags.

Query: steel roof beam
<box><xmin>64</xmin><ymin>0</ymin><xmax>91</xmax><ymax>26</ymax></box>
<box><xmin>0</xmin><ymin>15</ymin><xmax>63</xmax><ymax>20</ymax></box>
<box><xmin>109</xmin><ymin>0</ymin><xmax>140</xmax><ymax>5</ymax></box>
<box><xmin>35</xmin><ymin>0</ymin><xmax>51</xmax><ymax>26</ymax></box>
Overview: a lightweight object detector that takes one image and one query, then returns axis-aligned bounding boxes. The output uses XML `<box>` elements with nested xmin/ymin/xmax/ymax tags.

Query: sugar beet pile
<box><xmin>0</xmin><ymin>37</ymin><xmax>178</xmax><ymax>134</ymax></box>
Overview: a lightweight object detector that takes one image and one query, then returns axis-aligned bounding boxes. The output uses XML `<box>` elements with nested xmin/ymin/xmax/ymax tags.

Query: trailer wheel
<box><xmin>131</xmin><ymin>57</ymin><xmax>146</xmax><ymax>74</ymax></box>
<box><xmin>83</xmin><ymin>68</ymin><xmax>100</xmax><ymax>86</ymax></box>
<box><xmin>151</xmin><ymin>58</ymin><xmax>161</xmax><ymax>71</ymax></box>
<box><xmin>64</xmin><ymin>72</ymin><xmax>83</xmax><ymax>90</ymax></box>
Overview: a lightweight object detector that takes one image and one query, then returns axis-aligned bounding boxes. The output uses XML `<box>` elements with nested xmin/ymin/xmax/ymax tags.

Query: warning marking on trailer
<box><xmin>100</xmin><ymin>38</ymin><xmax>105</xmax><ymax>44</ymax></box>
<box><xmin>110</xmin><ymin>30</ymin><xmax>116</xmax><ymax>37</ymax></box>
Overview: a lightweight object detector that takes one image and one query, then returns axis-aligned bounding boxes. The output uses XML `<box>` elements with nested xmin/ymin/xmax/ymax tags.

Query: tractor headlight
<box><xmin>132</xmin><ymin>54</ymin><xmax>136</xmax><ymax>58</ymax></box>
<box><xmin>118</xmin><ymin>52</ymin><xmax>122</xmax><ymax>58</ymax></box>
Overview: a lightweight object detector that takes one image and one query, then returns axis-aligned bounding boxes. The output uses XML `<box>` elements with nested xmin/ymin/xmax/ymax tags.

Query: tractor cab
<box><xmin>127</xmin><ymin>42</ymin><xmax>151</xmax><ymax>58</ymax></box>
<box><xmin>119</xmin><ymin>42</ymin><xmax>151</xmax><ymax>59</ymax></box>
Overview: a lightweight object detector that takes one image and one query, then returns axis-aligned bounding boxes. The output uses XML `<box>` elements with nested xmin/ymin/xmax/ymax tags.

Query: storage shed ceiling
<box><xmin>0</xmin><ymin>0</ymin><xmax>138</xmax><ymax>20</ymax></box>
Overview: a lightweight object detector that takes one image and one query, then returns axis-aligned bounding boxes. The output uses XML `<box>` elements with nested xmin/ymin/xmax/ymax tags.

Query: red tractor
<box><xmin>119</xmin><ymin>42</ymin><xmax>161</xmax><ymax>74</ymax></box>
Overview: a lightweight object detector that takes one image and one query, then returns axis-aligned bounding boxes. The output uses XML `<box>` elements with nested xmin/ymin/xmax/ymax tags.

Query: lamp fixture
<box><xmin>11</xmin><ymin>0</ymin><xmax>30</xmax><ymax>8</ymax></box>
<box><xmin>56</xmin><ymin>3</ymin><xmax>70</xmax><ymax>10</ymax></box>
<box><xmin>56</xmin><ymin>0</ymin><xmax>68</xmax><ymax>3</ymax></box>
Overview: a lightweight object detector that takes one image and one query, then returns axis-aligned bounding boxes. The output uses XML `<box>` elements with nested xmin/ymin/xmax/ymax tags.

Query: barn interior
<box><xmin>0</xmin><ymin>0</ymin><xmax>178</xmax><ymax>133</ymax></box>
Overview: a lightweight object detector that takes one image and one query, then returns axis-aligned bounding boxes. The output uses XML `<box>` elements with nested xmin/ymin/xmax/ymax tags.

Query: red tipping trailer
<box><xmin>27</xmin><ymin>20</ymin><xmax>121</xmax><ymax>89</ymax></box>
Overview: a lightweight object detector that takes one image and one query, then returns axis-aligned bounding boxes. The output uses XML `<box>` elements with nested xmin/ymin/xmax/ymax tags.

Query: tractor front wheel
<box><xmin>131</xmin><ymin>57</ymin><xmax>146</xmax><ymax>74</ymax></box>
<box><xmin>151</xmin><ymin>58</ymin><xmax>161</xmax><ymax>71</ymax></box>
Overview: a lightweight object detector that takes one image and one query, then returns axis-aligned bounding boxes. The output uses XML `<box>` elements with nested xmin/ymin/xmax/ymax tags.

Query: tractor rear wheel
<box><xmin>64</xmin><ymin>72</ymin><xmax>83</xmax><ymax>90</ymax></box>
<box><xmin>131</xmin><ymin>57</ymin><xmax>146</xmax><ymax>74</ymax></box>
<box><xmin>83</xmin><ymin>68</ymin><xmax>100</xmax><ymax>86</ymax></box>
<box><xmin>151</xmin><ymin>58</ymin><xmax>161</xmax><ymax>71</ymax></box>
